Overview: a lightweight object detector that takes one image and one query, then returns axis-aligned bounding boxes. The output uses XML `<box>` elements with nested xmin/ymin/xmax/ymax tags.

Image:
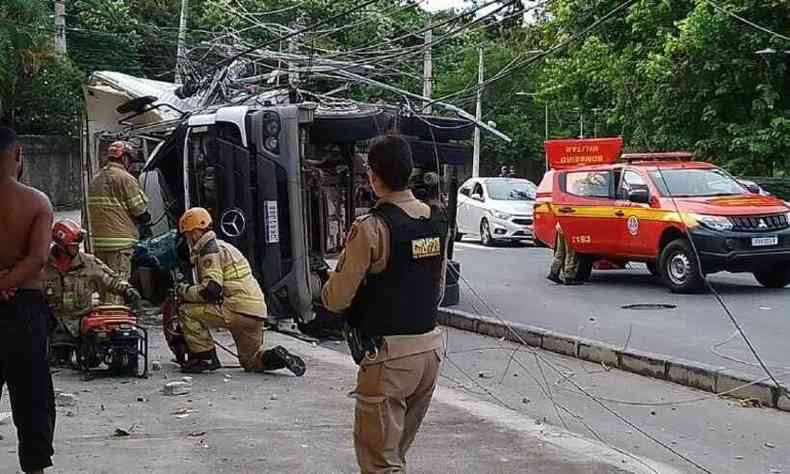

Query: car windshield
<box><xmin>648</xmin><ymin>168</ymin><xmax>748</xmax><ymax>198</ymax></box>
<box><xmin>485</xmin><ymin>180</ymin><xmax>536</xmax><ymax>201</ymax></box>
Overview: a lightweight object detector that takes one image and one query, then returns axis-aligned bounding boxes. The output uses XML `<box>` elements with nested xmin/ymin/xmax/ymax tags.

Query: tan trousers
<box><xmin>179</xmin><ymin>303</ymin><xmax>266</xmax><ymax>371</ymax></box>
<box><xmin>352</xmin><ymin>349</ymin><xmax>442</xmax><ymax>474</ymax></box>
<box><xmin>549</xmin><ymin>226</ymin><xmax>580</xmax><ymax>282</ymax></box>
<box><xmin>94</xmin><ymin>249</ymin><xmax>133</xmax><ymax>305</ymax></box>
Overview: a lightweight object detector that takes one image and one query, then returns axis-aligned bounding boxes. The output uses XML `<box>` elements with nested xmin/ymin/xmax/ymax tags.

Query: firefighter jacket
<box><xmin>88</xmin><ymin>161</ymin><xmax>149</xmax><ymax>251</ymax></box>
<box><xmin>42</xmin><ymin>252</ymin><xmax>132</xmax><ymax>323</ymax></box>
<box><xmin>181</xmin><ymin>231</ymin><xmax>268</xmax><ymax>318</ymax></box>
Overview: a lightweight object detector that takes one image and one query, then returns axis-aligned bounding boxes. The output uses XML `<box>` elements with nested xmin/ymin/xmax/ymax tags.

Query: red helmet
<box><xmin>52</xmin><ymin>219</ymin><xmax>85</xmax><ymax>247</ymax></box>
<box><xmin>107</xmin><ymin>141</ymin><xmax>134</xmax><ymax>160</ymax></box>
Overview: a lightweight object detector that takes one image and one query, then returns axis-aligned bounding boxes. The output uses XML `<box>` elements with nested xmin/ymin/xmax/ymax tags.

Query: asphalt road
<box><xmin>451</xmin><ymin>238</ymin><xmax>790</xmax><ymax>380</ymax></box>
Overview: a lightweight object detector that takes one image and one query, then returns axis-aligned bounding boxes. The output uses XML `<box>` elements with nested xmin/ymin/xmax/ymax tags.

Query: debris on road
<box><xmin>182</xmin><ymin>376</ymin><xmax>193</xmax><ymax>384</ymax></box>
<box><xmin>478</xmin><ymin>371</ymin><xmax>494</xmax><ymax>379</ymax></box>
<box><xmin>55</xmin><ymin>392</ymin><xmax>78</xmax><ymax>407</ymax></box>
<box><xmin>114</xmin><ymin>428</ymin><xmax>131</xmax><ymax>437</ymax></box>
<box><xmin>163</xmin><ymin>381</ymin><xmax>191</xmax><ymax>396</ymax></box>
<box><xmin>188</xmin><ymin>431</ymin><xmax>207</xmax><ymax>437</ymax></box>
<box><xmin>738</xmin><ymin>398</ymin><xmax>762</xmax><ymax>408</ymax></box>
<box><xmin>765</xmin><ymin>442</ymin><xmax>776</xmax><ymax>449</ymax></box>
<box><xmin>270</xmin><ymin>394</ymin><xmax>278</xmax><ymax>401</ymax></box>
<box><xmin>173</xmin><ymin>408</ymin><xmax>198</xmax><ymax>419</ymax></box>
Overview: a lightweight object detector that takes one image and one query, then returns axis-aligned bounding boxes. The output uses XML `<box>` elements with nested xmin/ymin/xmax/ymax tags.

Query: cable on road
<box><xmin>654</xmin><ymin>166</ymin><xmax>790</xmax><ymax>403</ymax></box>
<box><xmin>445</xmin><ymin>263</ymin><xmax>712</xmax><ymax>474</ymax></box>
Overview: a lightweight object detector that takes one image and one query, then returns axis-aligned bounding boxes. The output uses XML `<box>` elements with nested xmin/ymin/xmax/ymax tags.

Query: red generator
<box><xmin>78</xmin><ymin>305</ymin><xmax>148</xmax><ymax>378</ymax></box>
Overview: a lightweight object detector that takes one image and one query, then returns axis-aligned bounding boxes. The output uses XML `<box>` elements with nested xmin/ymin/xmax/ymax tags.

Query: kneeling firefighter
<box><xmin>175</xmin><ymin>207</ymin><xmax>306</xmax><ymax>375</ymax></box>
<box><xmin>322</xmin><ymin>135</ymin><xmax>448</xmax><ymax>473</ymax></box>
<box><xmin>43</xmin><ymin>219</ymin><xmax>142</xmax><ymax>339</ymax></box>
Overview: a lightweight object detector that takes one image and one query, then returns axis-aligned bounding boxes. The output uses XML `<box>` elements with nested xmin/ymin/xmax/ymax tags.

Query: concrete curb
<box><xmin>438</xmin><ymin>308</ymin><xmax>789</xmax><ymax>412</ymax></box>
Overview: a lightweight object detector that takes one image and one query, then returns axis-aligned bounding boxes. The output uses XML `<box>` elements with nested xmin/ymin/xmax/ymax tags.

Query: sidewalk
<box><xmin>0</xmin><ymin>328</ymin><xmax>677</xmax><ymax>474</ymax></box>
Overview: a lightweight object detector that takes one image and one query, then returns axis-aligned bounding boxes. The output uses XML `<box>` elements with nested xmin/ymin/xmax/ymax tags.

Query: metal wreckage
<box><xmin>80</xmin><ymin>46</ymin><xmax>511</xmax><ymax>340</ymax></box>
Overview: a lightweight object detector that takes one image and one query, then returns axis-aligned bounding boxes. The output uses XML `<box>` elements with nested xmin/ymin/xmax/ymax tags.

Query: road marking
<box><xmin>454</xmin><ymin>242</ymin><xmax>502</xmax><ymax>251</ymax></box>
<box><xmin>286</xmin><ymin>336</ymin><xmax>683</xmax><ymax>474</ymax></box>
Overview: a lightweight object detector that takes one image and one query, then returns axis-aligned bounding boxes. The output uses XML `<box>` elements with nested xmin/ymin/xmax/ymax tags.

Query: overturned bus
<box><xmin>83</xmin><ymin>72</ymin><xmax>483</xmax><ymax>332</ymax></box>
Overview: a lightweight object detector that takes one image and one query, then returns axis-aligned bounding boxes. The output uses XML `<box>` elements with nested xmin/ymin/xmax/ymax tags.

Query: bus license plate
<box><xmin>752</xmin><ymin>236</ymin><xmax>778</xmax><ymax>247</ymax></box>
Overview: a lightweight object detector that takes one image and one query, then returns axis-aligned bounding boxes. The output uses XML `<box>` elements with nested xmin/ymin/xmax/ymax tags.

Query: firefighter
<box><xmin>322</xmin><ymin>135</ymin><xmax>448</xmax><ymax>473</ymax></box>
<box><xmin>175</xmin><ymin>207</ymin><xmax>306</xmax><ymax>376</ymax></box>
<box><xmin>43</xmin><ymin>220</ymin><xmax>142</xmax><ymax>340</ymax></box>
<box><xmin>87</xmin><ymin>140</ymin><xmax>152</xmax><ymax>304</ymax></box>
<box><xmin>547</xmin><ymin>223</ymin><xmax>582</xmax><ymax>285</ymax></box>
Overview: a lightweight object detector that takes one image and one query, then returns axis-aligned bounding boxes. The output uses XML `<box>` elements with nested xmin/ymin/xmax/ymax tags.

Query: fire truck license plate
<box><xmin>751</xmin><ymin>236</ymin><xmax>778</xmax><ymax>247</ymax></box>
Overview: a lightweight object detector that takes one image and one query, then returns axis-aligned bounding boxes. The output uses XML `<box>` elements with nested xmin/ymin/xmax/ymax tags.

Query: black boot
<box><xmin>563</xmin><ymin>278</ymin><xmax>584</xmax><ymax>286</ymax></box>
<box><xmin>546</xmin><ymin>272</ymin><xmax>562</xmax><ymax>284</ymax></box>
<box><xmin>181</xmin><ymin>349</ymin><xmax>221</xmax><ymax>373</ymax></box>
<box><xmin>260</xmin><ymin>346</ymin><xmax>306</xmax><ymax>376</ymax></box>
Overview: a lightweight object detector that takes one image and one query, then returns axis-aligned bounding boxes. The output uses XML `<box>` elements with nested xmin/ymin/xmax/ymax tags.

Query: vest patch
<box><xmin>412</xmin><ymin>237</ymin><xmax>441</xmax><ymax>259</ymax></box>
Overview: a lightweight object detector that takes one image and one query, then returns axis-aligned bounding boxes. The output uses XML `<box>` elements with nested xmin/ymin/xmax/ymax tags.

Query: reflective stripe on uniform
<box><xmin>88</xmin><ymin>196</ymin><xmax>125</xmax><ymax>208</ymax></box>
<box><xmin>92</xmin><ymin>237</ymin><xmax>138</xmax><ymax>250</ymax></box>
<box><xmin>223</xmin><ymin>262</ymin><xmax>253</xmax><ymax>281</ymax></box>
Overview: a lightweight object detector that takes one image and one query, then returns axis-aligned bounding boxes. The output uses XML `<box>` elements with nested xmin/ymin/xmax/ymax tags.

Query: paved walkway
<box><xmin>0</xmin><ymin>329</ymin><xmax>676</xmax><ymax>473</ymax></box>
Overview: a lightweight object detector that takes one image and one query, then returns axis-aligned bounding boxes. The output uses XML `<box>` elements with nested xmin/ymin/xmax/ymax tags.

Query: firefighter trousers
<box><xmin>0</xmin><ymin>290</ymin><xmax>56</xmax><ymax>473</ymax></box>
<box><xmin>550</xmin><ymin>227</ymin><xmax>580</xmax><ymax>282</ymax></box>
<box><xmin>179</xmin><ymin>303</ymin><xmax>266</xmax><ymax>372</ymax></box>
<box><xmin>352</xmin><ymin>348</ymin><xmax>442</xmax><ymax>473</ymax></box>
<box><xmin>94</xmin><ymin>249</ymin><xmax>133</xmax><ymax>305</ymax></box>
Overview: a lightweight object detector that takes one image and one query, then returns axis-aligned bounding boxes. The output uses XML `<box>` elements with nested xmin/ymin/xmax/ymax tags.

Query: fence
<box><xmin>19</xmin><ymin>135</ymin><xmax>82</xmax><ymax>210</ymax></box>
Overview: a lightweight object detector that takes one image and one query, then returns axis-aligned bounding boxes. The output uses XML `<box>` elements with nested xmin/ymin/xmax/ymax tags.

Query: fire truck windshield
<box><xmin>648</xmin><ymin>168</ymin><xmax>748</xmax><ymax>198</ymax></box>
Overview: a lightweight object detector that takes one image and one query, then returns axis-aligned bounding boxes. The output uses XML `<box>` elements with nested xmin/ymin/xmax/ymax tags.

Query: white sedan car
<box><xmin>456</xmin><ymin>177</ymin><xmax>537</xmax><ymax>246</ymax></box>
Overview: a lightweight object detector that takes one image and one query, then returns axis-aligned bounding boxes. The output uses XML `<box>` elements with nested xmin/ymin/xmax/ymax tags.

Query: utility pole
<box><xmin>422</xmin><ymin>19</ymin><xmax>433</xmax><ymax>114</ymax></box>
<box><xmin>288</xmin><ymin>21</ymin><xmax>302</xmax><ymax>88</ymax></box>
<box><xmin>579</xmin><ymin>109</ymin><xmax>584</xmax><ymax>138</ymax></box>
<box><xmin>544</xmin><ymin>102</ymin><xmax>549</xmax><ymax>171</ymax></box>
<box><xmin>54</xmin><ymin>0</ymin><xmax>67</xmax><ymax>57</ymax></box>
<box><xmin>175</xmin><ymin>0</ymin><xmax>189</xmax><ymax>84</ymax></box>
<box><xmin>472</xmin><ymin>47</ymin><xmax>484</xmax><ymax>178</ymax></box>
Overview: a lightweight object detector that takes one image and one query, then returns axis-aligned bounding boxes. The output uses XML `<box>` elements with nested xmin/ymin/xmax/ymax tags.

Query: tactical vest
<box><xmin>348</xmin><ymin>203</ymin><xmax>448</xmax><ymax>337</ymax></box>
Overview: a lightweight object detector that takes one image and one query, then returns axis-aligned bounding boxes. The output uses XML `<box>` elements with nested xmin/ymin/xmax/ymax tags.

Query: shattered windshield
<box><xmin>648</xmin><ymin>168</ymin><xmax>748</xmax><ymax>197</ymax></box>
<box><xmin>485</xmin><ymin>180</ymin><xmax>536</xmax><ymax>201</ymax></box>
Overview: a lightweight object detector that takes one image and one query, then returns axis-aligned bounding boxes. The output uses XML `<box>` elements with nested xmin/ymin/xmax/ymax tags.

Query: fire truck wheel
<box><xmin>659</xmin><ymin>239</ymin><xmax>705</xmax><ymax>294</ymax></box>
<box><xmin>576</xmin><ymin>256</ymin><xmax>593</xmax><ymax>282</ymax></box>
<box><xmin>753</xmin><ymin>266</ymin><xmax>790</xmax><ymax>289</ymax></box>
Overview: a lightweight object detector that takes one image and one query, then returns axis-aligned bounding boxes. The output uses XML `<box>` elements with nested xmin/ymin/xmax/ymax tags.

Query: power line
<box><xmin>702</xmin><ymin>0</ymin><xmax>790</xmax><ymax>43</ymax></box>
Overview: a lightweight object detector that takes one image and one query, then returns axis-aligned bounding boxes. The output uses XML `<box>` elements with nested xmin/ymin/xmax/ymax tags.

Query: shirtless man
<box><xmin>0</xmin><ymin>127</ymin><xmax>56</xmax><ymax>474</ymax></box>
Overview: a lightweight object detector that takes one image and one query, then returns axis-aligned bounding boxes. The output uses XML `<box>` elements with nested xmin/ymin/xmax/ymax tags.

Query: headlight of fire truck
<box><xmin>693</xmin><ymin>214</ymin><xmax>733</xmax><ymax>232</ymax></box>
<box><xmin>491</xmin><ymin>210</ymin><xmax>512</xmax><ymax>220</ymax></box>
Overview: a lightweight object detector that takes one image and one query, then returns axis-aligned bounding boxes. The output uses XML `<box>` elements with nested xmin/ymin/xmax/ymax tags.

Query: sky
<box><xmin>424</xmin><ymin>0</ymin><xmax>469</xmax><ymax>11</ymax></box>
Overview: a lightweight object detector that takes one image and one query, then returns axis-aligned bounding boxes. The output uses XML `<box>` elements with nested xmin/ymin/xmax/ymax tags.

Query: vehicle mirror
<box><xmin>743</xmin><ymin>182</ymin><xmax>761</xmax><ymax>194</ymax></box>
<box><xmin>628</xmin><ymin>188</ymin><xmax>650</xmax><ymax>204</ymax></box>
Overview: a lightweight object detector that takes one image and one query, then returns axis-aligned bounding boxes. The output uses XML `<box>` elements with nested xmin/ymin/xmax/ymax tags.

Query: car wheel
<box><xmin>480</xmin><ymin>219</ymin><xmax>494</xmax><ymax>247</ymax></box>
<box><xmin>753</xmin><ymin>266</ymin><xmax>790</xmax><ymax>288</ymax></box>
<box><xmin>659</xmin><ymin>239</ymin><xmax>705</xmax><ymax>293</ymax></box>
<box><xmin>646</xmin><ymin>262</ymin><xmax>659</xmax><ymax>276</ymax></box>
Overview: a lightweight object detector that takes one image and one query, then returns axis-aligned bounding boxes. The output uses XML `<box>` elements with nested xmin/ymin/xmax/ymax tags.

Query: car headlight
<box><xmin>490</xmin><ymin>210</ymin><xmax>512</xmax><ymax>220</ymax></box>
<box><xmin>693</xmin><ymin>214</ymin><xmax>733</xmax><ymax>231</ymax></box>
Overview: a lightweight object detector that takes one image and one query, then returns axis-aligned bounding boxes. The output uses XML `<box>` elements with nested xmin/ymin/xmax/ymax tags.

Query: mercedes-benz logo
<box><xmin>220</xmin><ymin>208</ymin><xmax>247</xmax><ymax>238</ymax></box>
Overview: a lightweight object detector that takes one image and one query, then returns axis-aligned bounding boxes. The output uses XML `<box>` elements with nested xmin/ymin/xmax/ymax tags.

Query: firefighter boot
<box><xmin>546</xmin><ymin>272</ymin><xmax>562</xmax><ymax>284</ymax></box>
<box><xmin>260</xmin><ymin>346</ymin><xmax>306</xmax><ymax>376</ymax></box>
<box><xmin>181</xmin><ymin>349</ymin><xmax>222</xmax><ymax>373</ymax></box>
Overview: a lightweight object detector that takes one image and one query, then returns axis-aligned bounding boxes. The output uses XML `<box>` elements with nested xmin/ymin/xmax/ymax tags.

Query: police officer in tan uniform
<box><xmin>175</xmin><ymin>207</ymin><xmax>306</xmax><ymax>376</ymax></box>
<box><xmin>43</xmin><ymin>220</ymin><xmax>142</xmax><ymax>339</ymax></box>
<box><xmin>87</xmin><ymin>141</ymin><xmax>151</xmax><ymax>304</ymax></box>
<box><xmin>322</xmin><ymin>135</ymin><xmax>448</xmax><ymax>473</ymax></box>
<box><xmin>547</xmin><ymin>223</ymin><xmax>582</xmax><ymax>285</ymax></box>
